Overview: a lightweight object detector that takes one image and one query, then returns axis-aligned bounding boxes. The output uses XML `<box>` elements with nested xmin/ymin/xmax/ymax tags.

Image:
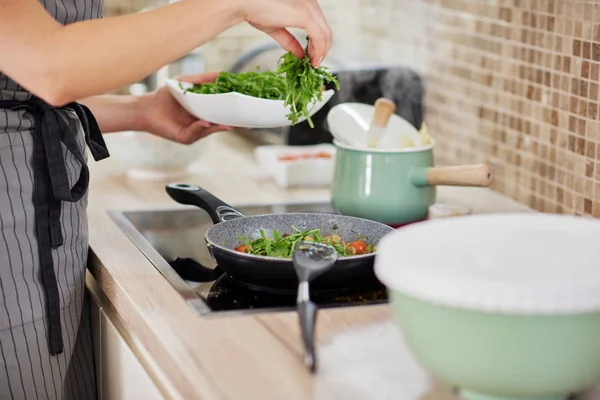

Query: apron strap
<box><xmin>0</xmin><ymin>96</ymin><xmax>110</xmax><ymax>355</ymax></box>
<box><xmin>70</xmin><ymin>102</ymin><xmax>110</xmax><ymax>162</ymax></box>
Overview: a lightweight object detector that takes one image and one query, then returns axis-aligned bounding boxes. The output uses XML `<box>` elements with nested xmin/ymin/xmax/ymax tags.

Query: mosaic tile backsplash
<box><xmin>406</xmin><ymin>0</ymin><xmax>600</xmax><ymax>217</ymax></box>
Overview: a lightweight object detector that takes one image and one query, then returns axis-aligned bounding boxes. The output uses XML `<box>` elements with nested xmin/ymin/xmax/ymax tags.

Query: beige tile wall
<box><xmin>400</xmin><ymin>0</ymin><xmax>600</xmax><ymax>217</ymax></box>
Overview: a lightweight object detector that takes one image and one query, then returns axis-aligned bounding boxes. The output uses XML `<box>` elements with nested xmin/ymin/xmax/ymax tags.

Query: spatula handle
<box><xmin>297</xmin><ymin>299</ymin><xmax>318</xmax><ymax>373</ymax></box>
<box><xmin>426</xmin><ymin>164</ymin><xmax>494</xmax><ymax>187</ymax></box>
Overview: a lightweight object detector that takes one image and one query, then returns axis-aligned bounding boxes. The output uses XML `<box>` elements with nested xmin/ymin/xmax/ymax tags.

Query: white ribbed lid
<box><xmin>374</xmin><ymin>213</ymin><xmax>600</xmax><ymax>315</ymax></box>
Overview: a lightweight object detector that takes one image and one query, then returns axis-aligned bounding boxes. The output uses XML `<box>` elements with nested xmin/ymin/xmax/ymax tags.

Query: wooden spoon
<box><xmin>367</xmin><ymin>98</ymin><xmax>396</xmax><ymax>148</ymax></box>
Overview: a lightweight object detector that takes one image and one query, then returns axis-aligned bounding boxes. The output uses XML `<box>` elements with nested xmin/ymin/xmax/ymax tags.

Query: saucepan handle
<box><xmin>411</xmin><ymin>164</ymin><xmax>494</xmax><ymax>187</ymax></box>
<box><xmin>165</xmin><ymin>183</ymin><xmax>245</xmax><ymax>224</ymax></box>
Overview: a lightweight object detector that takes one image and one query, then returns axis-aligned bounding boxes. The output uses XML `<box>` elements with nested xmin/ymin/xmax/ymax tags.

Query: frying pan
<box><xmin>165</xmin><ymin>183</ymin><xmax>395</xmax><ymax>292</ymax></box>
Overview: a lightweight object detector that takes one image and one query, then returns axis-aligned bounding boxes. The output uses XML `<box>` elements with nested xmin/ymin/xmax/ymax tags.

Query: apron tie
<box><xmin>0</xmin><ymin>96</ymin><xmax>109</xmax><ymax>355</ymax></box>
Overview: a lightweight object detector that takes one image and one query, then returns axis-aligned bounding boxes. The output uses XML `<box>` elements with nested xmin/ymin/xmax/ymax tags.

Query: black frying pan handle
<box><xmin>165</xmin><ymin>183</ymin><xmax>245</xmax><ymax>224</ymax></box>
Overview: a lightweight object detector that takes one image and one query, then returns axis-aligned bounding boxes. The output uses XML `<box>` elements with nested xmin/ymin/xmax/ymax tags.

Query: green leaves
<box><xmin>183</xmin><ymin>70</ymin><xmax>287</xmax><ymax>100</ymax></box>
<box><xmin>182</xmin><ymin>41</ymin><xmax>340</xmax><ymax>128</ymax></box>
<box><xmin>276</xmin><ymin>48</ymin><xmax>340</xmax><ymax>128</ymax></box>
<box><xmin>237</xmin><ymin>227</ymin><xmax>353</xmax><ymax>258</ymax></box>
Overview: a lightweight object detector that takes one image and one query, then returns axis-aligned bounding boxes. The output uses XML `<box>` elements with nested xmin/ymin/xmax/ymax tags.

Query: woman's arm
<box><xmin>0</xmin><ymin>0</ymin><xmax>332</xmax><ymax>108</ymax></box>
<box><xmin>79</xmin><ymin>94</ymin><xmax>146</xmax><ymax>134</ymax></box>
<box><xmin>81</xmin><ymin>92</ymin><xmax>229</xmax><ymax>142</ymax></box>
<box><xmin>0</xmin><ymin>0</ymin><xmax>241</xmax><ymax>106</ymax></box>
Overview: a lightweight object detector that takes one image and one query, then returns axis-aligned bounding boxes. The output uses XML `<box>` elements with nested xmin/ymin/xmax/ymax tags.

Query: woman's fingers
<box><xmin>181</xmin><ymin>120</ymin><xmax>230</xmax><ymax>144</ymax></box>
<box><xmin>243</xmin><ymin>0</ymin><xmax>332</xmax><ymax>66</ymax></box>
<box><xmin>259</xmin><ymin>21</ymin><xmax>330</xmax><ymax>66</ymax></box>
<box><xmin>305</xmin><ymin>3</ymin><xmax>332</xmax><ymax>67</ymax></box>
<box><xmin>262</xmin><ymin>27</ymin><xmax>305</xmax><ymax>59</ymax></box>
<box><xmin>203</xmin><ymin>124</ymin><xmax>231</xmax><ymax>135</ymax></box>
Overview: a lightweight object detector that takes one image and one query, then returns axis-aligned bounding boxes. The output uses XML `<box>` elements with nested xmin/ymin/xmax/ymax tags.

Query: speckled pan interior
<box><xmin>205</xmin><ymin>213</ymin><xmax>395</xmax><ymax>260</ymax></box>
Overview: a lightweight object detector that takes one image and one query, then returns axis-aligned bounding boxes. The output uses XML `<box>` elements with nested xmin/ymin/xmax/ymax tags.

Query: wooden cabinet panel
<box><xmin>89</xmin><ymin>290</ymin><xmax>164</xmax><ymax>400</ymax></box>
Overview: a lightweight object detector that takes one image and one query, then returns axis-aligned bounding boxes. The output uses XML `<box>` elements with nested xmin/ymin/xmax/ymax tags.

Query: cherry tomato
<box><xmin>235</xmin><ymin>245</ymin><xmax>252</xmax><ymax>254</ymax></box>
<box><xmin>347</xmin><ymin>240</ymin><xmax>367</xmax><ymax>255</ymax></box>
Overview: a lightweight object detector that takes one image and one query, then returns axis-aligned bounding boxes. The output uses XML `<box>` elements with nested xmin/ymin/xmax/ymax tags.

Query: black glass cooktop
<box><xmin>110</xmin><ymin>202</ymin><xmax>389</xmax><ymax>316</ymax></box>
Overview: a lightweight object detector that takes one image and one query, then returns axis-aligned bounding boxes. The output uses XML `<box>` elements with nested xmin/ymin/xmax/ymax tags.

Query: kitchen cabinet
<box><xmin>88</xmin><ymin>274</ymin><xmax>165</xmax><ymax>400</ymax></box>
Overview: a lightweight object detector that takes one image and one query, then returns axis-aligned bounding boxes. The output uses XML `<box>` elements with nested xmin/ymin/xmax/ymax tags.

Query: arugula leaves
<box><xmin>276</xmin><ymin>44</ymin><xmax>340</xmax><ymax>128</ymax></box>
<box><xmin>236</xmin><ymin>226</ymin><xmax>372</xmax><ymax>258</ymax></box>
<box><xmin>182</xmin><ymin>39</ymin><xmax>340</xmax><ymax>128</ymax></box>
<box><xmin>183</xmin><ymin>70</ymin><xmax>287</xmax><ymax>100</ymax></box>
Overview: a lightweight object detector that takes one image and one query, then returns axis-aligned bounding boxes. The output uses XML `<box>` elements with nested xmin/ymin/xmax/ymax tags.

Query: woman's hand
<box><xmin>137</xmin><ymin>71</ymin><xmax>231</xmax><ymax>144</ymax></box>
<box><xmin>80</xmin><ymin>71</ymin><xmax>230</xmax><ymax>143</ymax></box>
<box><xmin>238</xmin><ymin>0</ymin><xmax>332</xmax><ymax>67</ymax></box>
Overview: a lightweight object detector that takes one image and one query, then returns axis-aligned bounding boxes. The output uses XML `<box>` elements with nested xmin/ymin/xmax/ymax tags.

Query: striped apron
<box><xmin>0</xmin><ymin>1</ymin><xmax>109</xmax><ymax>399</ymax></box>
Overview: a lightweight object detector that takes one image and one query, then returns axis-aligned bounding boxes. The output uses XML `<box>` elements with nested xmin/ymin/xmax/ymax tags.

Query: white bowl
<box><xmin>103</xmin><ymin>131</ymin><xmax>206</xmax><ymax>180</ymax></box>
<box><xmin>327</xmin><ymin>102</ymin><xmax>423</xmax><ymax>149</ymax></box>
<box><xmin>166</xmin><ymin>78</ymin><xmax>335</xmax><ymax>128</ymax></box>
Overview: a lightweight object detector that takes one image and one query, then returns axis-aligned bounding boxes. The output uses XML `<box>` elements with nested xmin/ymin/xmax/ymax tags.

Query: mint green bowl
<box><xmin>390</xmin><ymin>291</ymin><xmax>600</xmax><ymax>400</ymax></box>
<box><xmin>374</xmin><ymin>213</ymin><xmax>600</xmax><ymax>400</ymax></box>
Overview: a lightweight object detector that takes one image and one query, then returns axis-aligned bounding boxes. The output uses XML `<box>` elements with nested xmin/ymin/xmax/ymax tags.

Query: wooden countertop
<box><xmin>86</xmin><ymin>131</ymin><xmax>598</xmax><ymax>400</ymax></box>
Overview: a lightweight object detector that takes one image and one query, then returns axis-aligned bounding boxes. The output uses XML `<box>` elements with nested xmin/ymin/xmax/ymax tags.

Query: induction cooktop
<box><xmin>109</xmin><ymin>201</ymin><xmax>389</xmax><ymax>317</ymax></box>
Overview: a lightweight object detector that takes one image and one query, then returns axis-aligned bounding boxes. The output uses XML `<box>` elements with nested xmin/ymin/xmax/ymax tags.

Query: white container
<box><xmin>254</xmin><ymin>144</ymin><xmax>336</xmax><ymax>188</ymax></box>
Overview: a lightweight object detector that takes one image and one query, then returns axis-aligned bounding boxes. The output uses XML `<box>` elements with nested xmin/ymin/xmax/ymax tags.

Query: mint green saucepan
<box><xmin>330</xmin><ymin>139</ymin><xmax>494</xmax><ymax>226</ymax></box>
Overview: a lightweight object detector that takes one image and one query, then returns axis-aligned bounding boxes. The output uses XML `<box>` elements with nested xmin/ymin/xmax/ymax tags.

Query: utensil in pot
<box><xmin>367</xmin><ymin>98</ymin><xmax>396</xmax><ymax>148</ymax></box>
<box><xmin>327</xmin><ymin>102</ymin><xmax>421</xmax><ymax>148</ymax></box>
<box><xmin>165</xmin><ymin>183</ymin><xmax>395</xmax><ymax>292</ymax></box>
<box><xmin>326</xmin><ymin>103</ymin><xmax>370</xmax><ymax>146</ymax></box>
<box><xmin>293</xmin><ymin>241</ymin><xmax>337</xmax><ymax>372</ymax></box>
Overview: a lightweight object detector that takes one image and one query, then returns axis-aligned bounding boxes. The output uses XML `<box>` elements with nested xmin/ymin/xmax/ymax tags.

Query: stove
<box><xmin>109</xmin><ymin>202</ymin><xmax>389</xmax><ymax>317</ymax></box>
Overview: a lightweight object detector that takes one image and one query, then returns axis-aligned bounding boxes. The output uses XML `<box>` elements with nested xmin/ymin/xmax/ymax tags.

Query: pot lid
<box><xmin>374</xmin><ymin>213</ymin><xmax>600</xmax><ymax>314</ymax></box>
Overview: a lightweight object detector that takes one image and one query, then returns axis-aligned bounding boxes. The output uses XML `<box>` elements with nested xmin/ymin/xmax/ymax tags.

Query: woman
<box><xmin>0</xmin><ymin>1</ymin><xmax>332</xmax><ymax>399</ymax></box>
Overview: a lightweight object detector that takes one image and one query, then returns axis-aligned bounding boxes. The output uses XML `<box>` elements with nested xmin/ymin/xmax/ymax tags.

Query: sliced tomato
<box><xmin>235</xmin><ymin>244</ymin><xmax>252</xmax><ymax>254</ymax></box>
<box><xmin>347</xmin><ymin>240</ymin><xmax>367</xmax><ymax>255</ymax></box>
